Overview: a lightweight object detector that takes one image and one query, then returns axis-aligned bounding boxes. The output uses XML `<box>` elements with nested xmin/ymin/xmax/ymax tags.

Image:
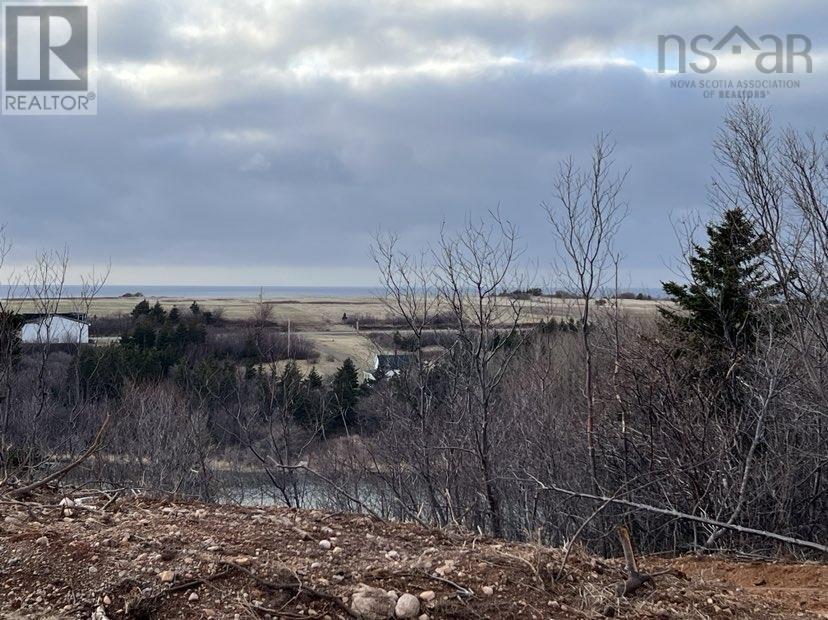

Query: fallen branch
<box><xmin>422</xmin><ymin>572</ymin><xmax>475</xmax><ymax>598</ymax></box>
<box><xmin>7</xmin><ymin>413</ymin><xmax>111</xmax><ymax>500</ymax></box>
<box><xmin>102</xmin><ymin>490</ymin><xmax>121</xmax><ymax>512</ymax></box>
<box><xmin>221</xmin><ymin>561</ymin><xmax>356</xmax><ymax>618</ymax></box>
<box><xmin>556</xmin><ymin>494</ymin><xmax>616</xmax><ymax>581</ymax></box>
<box><xmin>126</xmin><ymin>562</ymin><xmax>356</xmax><ymax>619</ymax></box>
<box><xmin>166</xmin><ymin>568</ymin><xmax>233</xmax><ymax>594</ymax></box>
<box><xmin>530</xmin><ymin>478</ymin><xmax>828</xmax><ymax>554</ymax></box>
<box><xmin>124</xmin><ymin>569</ymin><xmax>233</xmax><ymax>618</ymax></box>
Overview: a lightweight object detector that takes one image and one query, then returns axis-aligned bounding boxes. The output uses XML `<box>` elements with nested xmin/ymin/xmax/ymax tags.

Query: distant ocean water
<box><xmin>0</xmin><ymin>284</ymin><xmax>666</xmax><ymax>300</ymax></box>
<box><xmin>1</xmin><ymin>285</ymin><xmax>382</xmax><ymax>300</ymax></box>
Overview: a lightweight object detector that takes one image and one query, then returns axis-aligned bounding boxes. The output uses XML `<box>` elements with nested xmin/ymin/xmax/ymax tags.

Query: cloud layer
<box><xmin>0</xmin><ymin>0</ymin><xmax>824</xmax><ymax>286</ymax></box>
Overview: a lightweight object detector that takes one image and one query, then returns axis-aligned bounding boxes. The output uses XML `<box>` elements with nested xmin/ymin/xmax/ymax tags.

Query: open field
<box><xmin>16</xmin><ymin>294</ymin><xmax>666</xmax><ymax>325</ymax></box>
<box><xmin>16</xmin><ymin>295</ymin><xmax>390</xmax><ymax>326</ymax></box>
<box><xmin>15</xmin><ymin>294</ymin><xmax>667</xmax><ymax>374</ymax></box>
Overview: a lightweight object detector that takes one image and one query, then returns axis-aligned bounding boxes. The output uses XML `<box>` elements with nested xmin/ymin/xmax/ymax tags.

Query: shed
<box><xmin>20</xmin><ymin>313</ymin><xmax>89</xmax><ymax>344</ymax></box>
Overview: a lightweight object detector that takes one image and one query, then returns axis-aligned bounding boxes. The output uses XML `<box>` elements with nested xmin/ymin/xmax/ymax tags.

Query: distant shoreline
<box><xmin>0</xmin><ymin>284</ymin><xmax>666</xmax><ymax>301</ymax></box>
<box><xmin>0</xmin><ymin>285</ymin><xmax>383</xmax><ymax>300</ymax></box>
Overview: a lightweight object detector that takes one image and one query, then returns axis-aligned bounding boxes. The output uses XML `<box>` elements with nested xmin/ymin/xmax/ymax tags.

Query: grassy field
<box><xmin>21</xmin><ymin>294</ymin><xmax>664</xmax><ymax>324</ymax></box>
<box><xmin>16</xmin><ymin>294</ymin><xmax>665</xmax><ymax>374</ymax></box>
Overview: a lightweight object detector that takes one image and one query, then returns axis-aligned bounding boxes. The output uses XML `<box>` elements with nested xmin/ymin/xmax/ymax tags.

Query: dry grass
<box><xmin>17</xmin><ymin>294</ymin><xmax>666</xmax><ymax>373</ymax></box>
<box><xmin>18</xmin><ymin>294</ymin><xmax>665</xmax><ymax>325</ymax></box>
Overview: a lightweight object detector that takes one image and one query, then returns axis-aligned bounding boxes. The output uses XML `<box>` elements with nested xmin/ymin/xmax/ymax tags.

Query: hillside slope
<box><xmin>0</xmin><ymin>496</ymin><xmax>824</xmax><ymax>619</ymax></box>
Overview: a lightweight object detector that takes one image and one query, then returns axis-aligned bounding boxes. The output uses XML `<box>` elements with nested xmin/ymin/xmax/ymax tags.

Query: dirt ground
<box><xmin>0</xmin><ymin>495</ymin><xmax>824</xmax><ymax>619</ymax></box>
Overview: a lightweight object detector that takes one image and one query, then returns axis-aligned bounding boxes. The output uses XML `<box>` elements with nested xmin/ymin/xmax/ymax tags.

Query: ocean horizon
<box><xmin>1</xmin><ymin>285</ymin><xmax>383</xmax><ymax>300</ymax></box>
<box><xmin>0</xmin><ymin>284</ymin><xmax>667</xmax><ymax>300</ymax></box>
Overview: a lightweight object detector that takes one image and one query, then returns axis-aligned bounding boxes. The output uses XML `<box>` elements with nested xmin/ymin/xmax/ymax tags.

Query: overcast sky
<box><xmin>0</xmin><ymin>0</ymin><xmax>824</xmax><ymax>287</ymax></box>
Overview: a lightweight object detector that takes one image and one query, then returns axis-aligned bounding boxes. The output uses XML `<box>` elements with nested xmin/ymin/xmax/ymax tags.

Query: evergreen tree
<box><xmin>279</xmin><ymin>361</ymin><xmax>307</xmax><ymax>422</ymax></box>
<box><xmin>328</xmin><ymin>358</ymin><xmax>361</xmax><ymax>431</ymax></box>
<box><xmin>155</xmin><ymin>322</ymin><xmax>173</xmax><ymax>350</ymax></box>
<box><xmin>150</xmin><ymin>301</ymin><xmax>167</xmax><ymax>322</ymax></box>
<box><xmin>190</xmin><ymin>301</ymin><xmax>201</xmax><ymax>316</ymax></box>
<box><xmin>126</xmin><ymin>319</ymin><xmax>156</xmax><ymax>349</ymax></box>
<box><xmin>168</xmin><ymin>306</ymin><xmax>181</xmax><ymax>323</ymax></box>
<box><xmin>305</xmin><ymin>366</ymin><xmax>323</xmax><ymax>390</ymax></box>
<box><xmin>660</xmin><ymin>208</ymin><xmax>775</xmax><ymax>354</ymax></box>
<box><xmin>280</xmin><ymin>360</ymin><xmax>304</xmax><ymax>395</ymax></box>
<box><xmin>131</xmin><ymin>299</ymin><xmax>151</xmax><ymax>318</ymax></box>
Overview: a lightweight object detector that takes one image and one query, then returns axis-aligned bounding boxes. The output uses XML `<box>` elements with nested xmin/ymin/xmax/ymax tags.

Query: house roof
<box><xmin>20</xmin><ymin>312</ymin><xmax>89</xmax><ymax>325</ymax></box>
<box><xmin>376</xmin><ymin>353</ymin><xmax>415</xmax><ymax>371</ymax></box>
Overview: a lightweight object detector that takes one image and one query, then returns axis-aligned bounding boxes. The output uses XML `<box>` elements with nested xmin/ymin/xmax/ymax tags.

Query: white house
<box><xmin>20</xmin><ymin>313</ymin><xmax>89</xmax><ymax>344</ymax></box>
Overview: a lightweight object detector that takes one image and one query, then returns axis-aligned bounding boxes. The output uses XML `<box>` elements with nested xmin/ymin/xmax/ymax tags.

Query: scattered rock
<box><xmin>91</xmin><ymin>605</ymin><xmax>109</xmax><ymax>620</ymax></box>
<box><xmin>351</xmin><ymin>584</ymin><xmax>396</xmax><ymax>620</ymax></box>
<box><xmin>395</xmin><ymin>593</ymin><xmax>420</xmax><ymax>618</ymax></box>
<box><xmin>435</xmin><ymin>560</ymin><xmax>456</xmax><ymax>576</ymax></box>
<box><xmin>0</xmin><ymin>498</ymin><xmax>817</xmax><ymax>619</ymax></box>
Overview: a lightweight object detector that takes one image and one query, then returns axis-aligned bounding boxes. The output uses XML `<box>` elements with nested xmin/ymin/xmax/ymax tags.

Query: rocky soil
<box><xmin>0</xmin><ymin>495</ymin><xmax>825</xmax><ymax>619</ymax></box>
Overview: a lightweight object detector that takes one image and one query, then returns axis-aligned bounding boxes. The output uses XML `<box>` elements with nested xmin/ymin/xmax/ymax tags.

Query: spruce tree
<box><xmin>305</xmin><ymin>366</ymin><xmax>323</xmax><ymax>390</ymax></box>
<box><xmin>660</xmin><ymin>208</ymin><xmax>774</xmax><ymax>355</ymax></box>
<box><xmin>131</xmin><ymin>299</ymin><xmax>151</xmax><ymax>318</ymax></box>
<box><xmin>150</xmin><ymin>301</ymin><xmax>167</xmax><ymax>322</ymax></box>
<box><xmin>328</xmin><ymin>358</ymin><xmax>361</xmax><ymax>431</ymax></box>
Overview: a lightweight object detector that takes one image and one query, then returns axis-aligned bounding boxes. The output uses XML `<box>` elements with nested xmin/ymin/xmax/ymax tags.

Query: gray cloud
<box><xmin>0</xmin><ymin>0</ymin><xmax>824</xmax><ymax>286</ymax></box>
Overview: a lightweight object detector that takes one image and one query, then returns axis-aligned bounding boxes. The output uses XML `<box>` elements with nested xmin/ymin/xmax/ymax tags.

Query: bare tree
<box><xmin>0</xmin><ymin>227</ymin><xmax>20</xmax><ymax>456</ymax></box>
<box><xmin>543</xmin><ymin>134</ymin><xmax>628</xmax><ymax>491</ymax></box>
<box><xmin>711</xmin><ymin>100</ymin><xmax>827</xmax><ymax>539</ymax></box>
<box><xmin>371</xmin><ymin>232</ymin><xmax>447</xmax><ymax>522</ymax></box>
<box><xmin>434</xmin><ymin>211</ymin><xmax>526</xmax><ymax>536</ymax></box>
